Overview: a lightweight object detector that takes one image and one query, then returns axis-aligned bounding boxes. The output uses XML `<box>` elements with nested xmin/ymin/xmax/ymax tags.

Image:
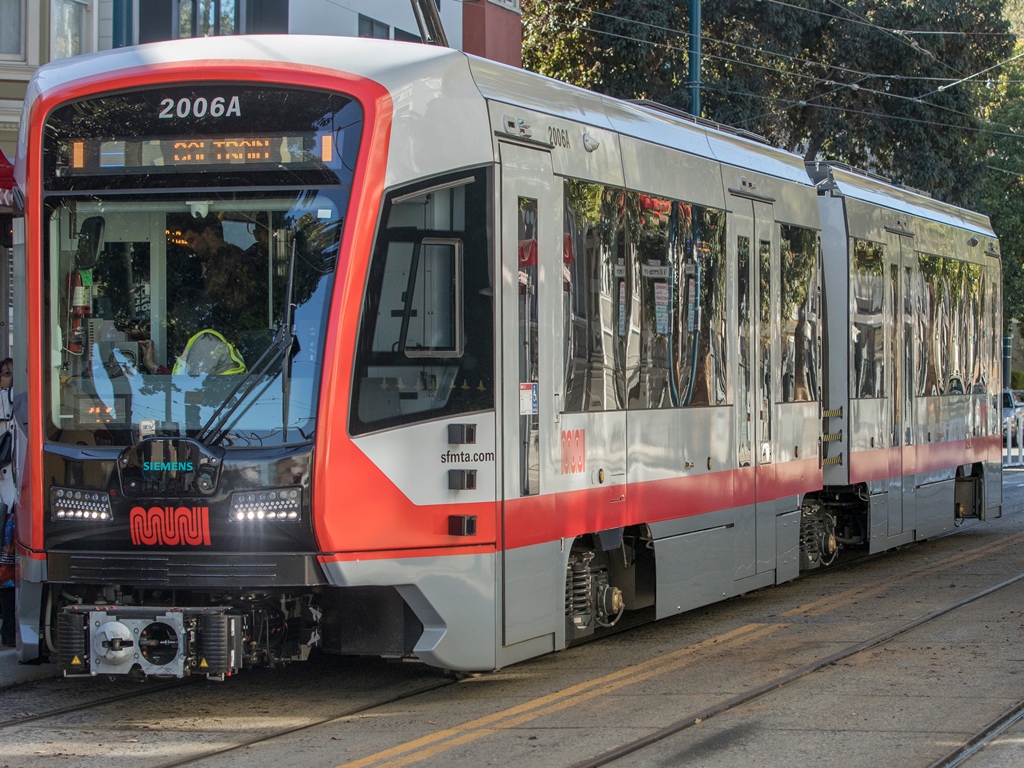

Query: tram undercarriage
<box><xmin>55</xmin><ymin>589</ymin><xmax>321</xmax><ymax>679</ymax></box>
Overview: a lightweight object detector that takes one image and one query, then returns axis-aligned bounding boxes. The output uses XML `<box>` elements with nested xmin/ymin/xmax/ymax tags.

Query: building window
<box><xmin>132</xmin><ymin>0</ymin><xmax>287</xmax><ymax>45</ymax></box>
<box><xmin>0</xmin><ymin>0</ymin><xmax>24</xmax><ymax>60</ymax></box>
<box><xmin>358</xmin><ymin>14</ymin><xmax>389</xmax><ymax>39</ymax></box>
<box><xmin>52</xmin><ymin>0</ymin><xmax>92</xmax><ymax>61</ymax></box>
<box><xmin>394</xmin><ymin>28</ymin><xmax>421</xmax><ymax>43</ymax></box>
<box><xmin>179</xmin><ymin>0</ymin><xmax>238</xmax><ymax>37</ymax></box>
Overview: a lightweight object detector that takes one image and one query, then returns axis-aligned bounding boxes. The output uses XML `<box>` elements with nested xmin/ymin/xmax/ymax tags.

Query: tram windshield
<box><xmin>40</xmin><ymin>84</ymin><xmax>362</xmax><ymax>447</ymax></box>
<box><xmin>43</xmin><ymin>192</ymin><xmax>343</xmax><ymax>446</ymax></box>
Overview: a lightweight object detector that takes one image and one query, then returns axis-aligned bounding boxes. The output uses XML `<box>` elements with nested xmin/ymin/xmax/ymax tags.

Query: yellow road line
<box><xmin>337</xmin><ymin>528</ymin><xmax>1024</xmax><ymax>767</ymax></box>
<box><xmin>335</xmin><ymin>623</ymin><xmax>781</xmax><ymax>768</ymax></box>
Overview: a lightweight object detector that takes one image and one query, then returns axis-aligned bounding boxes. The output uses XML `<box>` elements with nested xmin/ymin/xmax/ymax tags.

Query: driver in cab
<box><xmin>139</xmin><ymin>213</ymin><xmax>251</xmax><ymax>376</ymax></box>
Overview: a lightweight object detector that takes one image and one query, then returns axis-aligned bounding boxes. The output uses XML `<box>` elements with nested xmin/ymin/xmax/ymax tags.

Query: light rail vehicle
<box><xmin>7</xmin><ymin>34</ymin><xmax>1002</xmax><ymax>678</ymax></box>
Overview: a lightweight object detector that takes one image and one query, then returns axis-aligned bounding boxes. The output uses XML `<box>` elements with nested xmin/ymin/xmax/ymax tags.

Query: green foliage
<box><xmin>1012</xmin><ymin>369</ymin><xmax>1024</xmax><ymax>389</ymax></box>
<box><xmin>524</xmin><ymin>1</ymin><xmax>1024</xmax><ymax>325</ymax></box>
<box><xmin>522</xmin><ymin>1</ymin><xmax>1014</xmax><ymax>206</ymax></box>
<box><xmin>978</xmin><ymin>47</ymin><xmax>1024</xmax><ymax>329</ymax></box>
<box><xmin>522</xmin><ymin>0</ymin><xmax>690</xmax><ymax>103</ymax></box>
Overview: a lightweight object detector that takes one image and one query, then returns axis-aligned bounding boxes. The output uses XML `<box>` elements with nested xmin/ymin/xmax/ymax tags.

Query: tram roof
<box><xmin>22</xmin><ymin>35</ymin><xmax>813</xmax><ymax>190</ymax></box>
<box><xmin>465</xmin><ymin>56</ymin><xmax>813</xmax><ymax>188</ymax></box>
<box><xmin>808</xmin><ymin>161</ymin><xmax>996</xmax><ymax>241</ymax></box>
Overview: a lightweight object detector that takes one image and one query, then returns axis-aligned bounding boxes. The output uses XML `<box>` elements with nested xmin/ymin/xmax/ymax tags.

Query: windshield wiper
<box><xmin>195</xmin><ymin>238</ymin><xmax>298</xmax><ymax>447</ymax></box>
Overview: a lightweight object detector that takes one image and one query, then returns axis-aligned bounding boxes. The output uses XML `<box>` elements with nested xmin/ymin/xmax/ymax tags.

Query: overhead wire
<box><xmin>536</xmin><ymin>0</ymin><xmax>1015</xmax><ymax>109</ymax></box>
<box><xmin>530</xmin><ymin>11</ymin><xmax>1024</xmax><ymax>138</ymax></box>
<box><xmin>554</xmin><ymin>0</ymin><xmax>993</xmax><ymax>85</ymax></box>
<box><xmin>699</xmin><ymin>81</ymin><xmax>1024</xmax><ymax>141</ymax></box>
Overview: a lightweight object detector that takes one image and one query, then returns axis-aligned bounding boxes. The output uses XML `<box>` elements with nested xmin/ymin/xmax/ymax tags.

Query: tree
<box><xmin>978</xmin><ymin>48</ymin><xmax>1024</xmax><ymax>329</ymax></box>
<box><xmin>522</xmin><ymin>0</ymin><xmax>689</xmax><ymax>104</ymax></box>
<box><xmin>522</xmin><ymin>0</ymin><xmax>1014</xmax><ymax>207</ymax></box>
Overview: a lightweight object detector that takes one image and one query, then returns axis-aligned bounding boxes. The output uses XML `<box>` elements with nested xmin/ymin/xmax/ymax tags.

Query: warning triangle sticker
<box><xmin>71</xmin><ymin>655</ymin><xmax>82</xmax><ymax>666</ymax></box>
<box><xmin>199</xmin><ymin>658</ymin><xmax>208</xmax><ymax>668</ymax></box>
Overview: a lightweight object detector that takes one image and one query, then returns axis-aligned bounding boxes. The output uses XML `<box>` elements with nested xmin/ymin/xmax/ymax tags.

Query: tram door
<box><xmin>888</xmin><ymin>236</ymin><xmax>918</xmax><ymax>535</ymax></box>
<box><xmin>754</xmin><ymin>203</ymin><xmax>778</xmax><ymax>505</ymax></box>
<box><xmin>497</xmin><ymin>144</ymin><xmax>564</xmax><ymax>654</ymax></box>
<box><xmin>731</xmin><ymin>198</ymin><xmax>776</xmax><ymax>574</ymax></box>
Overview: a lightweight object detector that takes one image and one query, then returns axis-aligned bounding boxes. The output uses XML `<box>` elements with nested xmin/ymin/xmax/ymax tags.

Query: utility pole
<box><xmin>688</xmin><ymin>0</ymin><xmax>701</xmax><ymax>116</ymax></box>
<box><xmin>410</xmin><ymin>0</ymin><xmax>449</xmax><ymax>47</ymax></box>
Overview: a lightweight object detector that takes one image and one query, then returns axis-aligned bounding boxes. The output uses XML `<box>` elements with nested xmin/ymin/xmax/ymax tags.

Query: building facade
<box><xmin>0</xmin><ymin>0</ymin><xmax>520</xmax><ymax>356</ymax></box>
<box><xmin>0</xmin><ymin>0</ymin><xmax>522</xmax><ymax>157</ymax></box>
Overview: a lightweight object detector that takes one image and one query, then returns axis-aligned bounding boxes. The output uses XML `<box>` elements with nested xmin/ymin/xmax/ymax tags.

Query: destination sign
<box><xmin>59</xmin><ymin>134</ymin><xmax>333</xmax><ymax>175</ymax></box>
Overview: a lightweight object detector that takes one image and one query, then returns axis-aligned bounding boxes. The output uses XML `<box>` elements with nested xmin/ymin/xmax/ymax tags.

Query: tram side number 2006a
<box><xmin>548</xmin><ymin>126</ymin><xmax>571</xmax><ymax>149</ymax></box>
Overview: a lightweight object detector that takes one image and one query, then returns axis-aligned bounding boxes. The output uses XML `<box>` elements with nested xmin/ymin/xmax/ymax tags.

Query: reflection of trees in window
<box><xmin>738</xmin><ymin>236</ymin><xmax>752</xmax><ymax>465</ymax></box>
<box><xmin>962</xmin><ymin>262</ymin><xmax>983</xmax><ymax>393</ymax></box>
<box><xmin>92</xmin><ymin>241</ymin><xmax>154</xmax><ymax>340</ymax></box>
<box><xmin>889</xmin><ymin>263</ymin><xmax>900</xmax><ymax>426</ymax></box>
<box><xmin>562</xmin><ymin>180</ymin><xmax>626</xmax><ymax>411</ymax></box>
<box><xmin>976</xmin><ymin>267</ymin><xmax>990</xmax><ymax>394</ymax></box>
<box><xmin>851</xmin><ymin>239</ymin><xmax>885</xmax><ymax>399</ymax></box>
<box><xmin>779</xmin><ymin>225</ymin><xmax>818</xmax><ymax>403</ymax></box>
<box><xmin>686</xmin><ymin>207</ymin><xmax>727</xmax><ymax>406</ymax></box>
<box><xmin>626</xmin><ymin>192</ymin><xmax>676</xmax><ymax>409</ymax></box>
<box><xmin>563</xmin><ymin>182</ymin><xmax>730</xmax><ymax>412</ymax></box>
<box><xmin>917</xmin><ymin>253</ymin><xmax>959</xmax><ymax>396</ymax></box>
<box><xmin>759</xmin><ymin>240</ymin><xmax>771</xmax><ymax>441</ymax></box>
<box><xmin>622</xmin><ymin>194</ymin><xmax>726</xmax><ymax>409</ymax></box>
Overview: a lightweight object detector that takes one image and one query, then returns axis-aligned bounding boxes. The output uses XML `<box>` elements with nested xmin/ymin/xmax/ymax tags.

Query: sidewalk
<box><xmin>0</xmin><ymin>647</ymin><xmax>57</xmax><ymax>688</ymax></box>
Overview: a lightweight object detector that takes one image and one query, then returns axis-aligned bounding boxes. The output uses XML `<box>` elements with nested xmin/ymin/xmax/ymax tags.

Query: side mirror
<box><xmin>77</xmin><ymin>216</ymin><xmax>105</xmax><ymax>269</ymax></box>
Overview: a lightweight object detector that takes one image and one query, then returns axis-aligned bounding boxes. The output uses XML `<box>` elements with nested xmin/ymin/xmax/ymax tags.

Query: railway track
<box><xmin>571</xmin><ymin>571</ymin><xmax>1024</xmax><ymax>768</ymax></box>
<box><xmin>927</xmin><ymin>698</ymin><xmax>1024</xmax><ymax>767</ymax></box>
<box><xmin>5</xmin><ymin>514</ymin><xmax>1021</xmax><ymax>768</ymax></box>
<box><xmin>0</xmin><ymin>678</ymin><xmax>197</xmax><ymax>730</ymax></box>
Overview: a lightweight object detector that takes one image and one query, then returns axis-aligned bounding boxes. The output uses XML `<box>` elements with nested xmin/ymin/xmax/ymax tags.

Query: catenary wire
<box><xmin>532</xmin><ymin>15</ymin><xmax>1024</xmax><ymax>138</ymax></box>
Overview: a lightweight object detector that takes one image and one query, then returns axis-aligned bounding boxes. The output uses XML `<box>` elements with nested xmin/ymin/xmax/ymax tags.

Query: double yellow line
<box><xmin>336</xmin><ymin>622</ymin><xmax>780</xmax><ymax>768</ymax></box>
<box><xmin>337</xmin><ymin>530</ymin><xmax>1024</xmax><ymax>768</ymax></box>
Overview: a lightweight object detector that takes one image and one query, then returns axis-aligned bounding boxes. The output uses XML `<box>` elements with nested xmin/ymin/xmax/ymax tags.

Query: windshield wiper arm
<box><xmin>196</xmin><ymin>238</ymin><xmax>298</xmax><ymax>447</ymax></box>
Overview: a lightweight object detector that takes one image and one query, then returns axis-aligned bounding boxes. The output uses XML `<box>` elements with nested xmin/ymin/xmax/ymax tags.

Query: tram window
<box><xmin>562</xmin><ymin>180</ymin><xmax>626</xmax><ymax>412</ymax></box>
<box><xmin>917</xmin><ymin>253</ymin><xmax>947</xmax><ymax>396</ymax></box>
<box><xmin>625</xmin><ymin>194</ymin><xmax>727</xmax><ymax>409</ymax></box>
<box><xmin>351</xmin><ymin>169</ymin><xmax>493</xmax><ymax>435</ymax></box>
<box><xmin>851</xmin><ymin>239</ymin><xmax>885</xmax><ymax>399</ymax></box>
<box><xmin>42</xmin><ymin>193</ymin><xmax>344</xmax><ymax>445</ymax></box>
<box><xmin>626</xmin><ymin>191</ymin><xmax>676</xmax><ymax>409</ymax></box>
<box><xmin>758</xmin><ymin>240</ymin><xmax>772</xmax><ymax>454</ymax></box>
<box><xmin>964</xmin><ymin>262</ymin><xmax>982</xmax><ymax>393</ymax></box>
<box><xmin>519</xmin><ymin>197</ymin><xmax>540</xmax><ymax>496</ymax></box>
<box><xmin>737</xmin><ymin>236</ymin><xmax>752</xmax><ymax>466</ymax></box>
<box><xmin>779</xmin><ymin>225</ymin><xmax>819</xmax><ymax>403</ymax></box>
<box><xmin>677</xmin><ymin>205</ymin><xmax>727</xmax><ymax>407</ymax></box>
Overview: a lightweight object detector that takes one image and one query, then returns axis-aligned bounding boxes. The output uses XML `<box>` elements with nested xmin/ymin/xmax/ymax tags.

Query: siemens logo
<box><xmin>143</xmin><ymin>461</ymin><xmax>194</xmax><ymax>471</ymax></box>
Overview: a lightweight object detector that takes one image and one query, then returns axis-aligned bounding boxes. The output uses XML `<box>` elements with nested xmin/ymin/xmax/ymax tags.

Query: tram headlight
<box><xmin>228</xmin><ymin>487</ymin><xmax>302</xmax><ymax>523</ymax></box>
<box><xmin>50</xmin><ymin>487</ymin><xmax>113</xmax><ymax>521</ymax></box>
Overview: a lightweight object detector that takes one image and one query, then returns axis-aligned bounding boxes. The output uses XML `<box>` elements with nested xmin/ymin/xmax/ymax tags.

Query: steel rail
<box><xmin>0</xmin><ymin>677</ymin><xmax>197</xmax><ymax>730</ymax></box>
<box><xmin>927</xmin><ymin>698</ymin><xmax>1024</xmax><ymax>767</ymax></box>
<box><xmin>571</xmin><ymin>570</ymin><xmax>1024</xmax><ymax>768</ymax></box>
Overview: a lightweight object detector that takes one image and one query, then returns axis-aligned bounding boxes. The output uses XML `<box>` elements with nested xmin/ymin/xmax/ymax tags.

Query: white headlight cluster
<box><xmin>228</xmin><ymin>487</ymin><xmax>301</xmax><ymax>522</ymax></box>
<box><xmin>51</xmin><ymin>487</ymin><xmax>113</xmax><ymax>521</ymax></box>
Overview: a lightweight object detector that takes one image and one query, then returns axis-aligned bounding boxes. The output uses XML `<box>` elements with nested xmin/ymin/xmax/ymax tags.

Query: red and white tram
<box><xmin>7</xmin><ymin>35</ymin><xmax>1001</xmax><ymax>677</ymax></box>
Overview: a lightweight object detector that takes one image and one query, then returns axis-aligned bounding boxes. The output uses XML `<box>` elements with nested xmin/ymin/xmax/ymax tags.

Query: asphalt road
<box><xmin>5</xmin><ymin>471</ymin><xmax>1024</xmax><ymax>767</ymax></box>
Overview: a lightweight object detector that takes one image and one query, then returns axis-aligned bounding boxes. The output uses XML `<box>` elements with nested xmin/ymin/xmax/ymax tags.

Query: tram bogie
<box><xmin>8</xmin><ymin>35</ymin><xmax>1002</xmax><ymax>678</ymax></box>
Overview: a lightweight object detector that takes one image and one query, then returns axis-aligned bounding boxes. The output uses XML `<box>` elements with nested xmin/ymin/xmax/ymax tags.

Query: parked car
<box><xmin>1003</xmin><ymin>389</ymin><xmax>1023</xmax><ymax>446</ymax></box>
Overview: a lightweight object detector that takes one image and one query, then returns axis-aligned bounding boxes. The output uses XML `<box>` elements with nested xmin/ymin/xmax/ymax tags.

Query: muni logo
<box><xmin>130</xmin><ymin>506</ymin><xmax>211</xmax><ymax>546</ymax></box>
<box><xmin>561</xmin><ymin>428</ymin><xmax>586</xmax><ymax>474</ymax></box>
<box><xmin>143</xmin><ymin>461</ymin><xmax>194</xmax><ymax>471</ymax></box>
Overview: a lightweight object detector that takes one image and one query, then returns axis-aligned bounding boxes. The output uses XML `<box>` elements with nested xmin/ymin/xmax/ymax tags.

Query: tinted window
<box><xmin>350</xmin><ymin>169</ymin><xmax>493</xmax><ymax>435</ymax></box>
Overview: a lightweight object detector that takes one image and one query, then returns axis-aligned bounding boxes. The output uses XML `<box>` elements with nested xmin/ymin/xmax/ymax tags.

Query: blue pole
<box><xmin>689</xmin><ymin>0</ymin><xmax>701</xmax><ymax>116</ymax></box>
